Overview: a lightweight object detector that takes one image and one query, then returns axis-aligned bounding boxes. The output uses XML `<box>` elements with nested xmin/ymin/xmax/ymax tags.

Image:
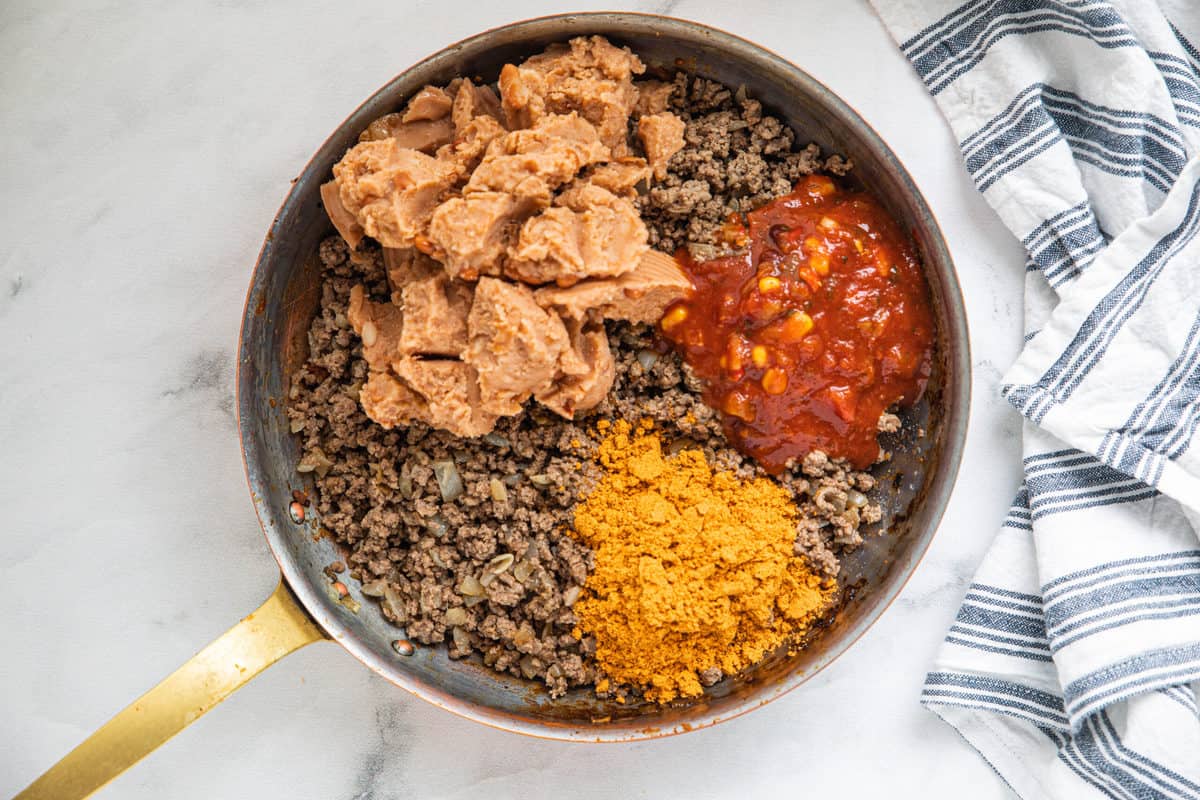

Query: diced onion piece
<box><xmin>361</xmin><ymin>320</ymin><xmax>378</xmax><ymax>347</ymax></box>
<box><xmin>433</xmin><ymin>459</ymin><xmax>464</xmax><ymax>502</ymax></box>
<box><xmin>425</xmin><ymin>515</ymin><xmax>449</xmax><ymax>538</ymax></box>
<box><xmin>636</xmin><ymin>350</ymin><xmax>659</xmax><ymax>371</ymax></box>
<box><xmin>519</xmin><ymin>655</ymin><xmax>542</xmax><ymax>679</ymax></box>
<box><xmin>512</xmin><ymin>560</ymin><xmax>534</xmax><ymax>583</ymax></box>
<box><xmin>361</xmin><ymin>579</ymin><xmax>388</xmax><ymax>598</ymax></box>
<box><xmin>297</xmin><ymin>447</ymin><xmax>334</xmax><ymax>477</ymax></box>
<box><xmin>459</xmin><ymin>575</ymin><xmax>485</xmax><ymax>597</ymax></box>
<box><xmin>486</xmin><ymin>553</ymin><xmax>515</xmax><ymax>575</ymax></box>
<box><xmin>382</xmin><ymin>585</ymin><xmax>407</xmax><ymax>624</ymax></box>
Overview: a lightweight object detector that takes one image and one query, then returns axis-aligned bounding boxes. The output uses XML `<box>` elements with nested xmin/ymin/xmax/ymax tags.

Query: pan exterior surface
<box><xmin>237</xmin><ymin>12</ymin><xmax>970</xmax><ymax>741</ymax></box>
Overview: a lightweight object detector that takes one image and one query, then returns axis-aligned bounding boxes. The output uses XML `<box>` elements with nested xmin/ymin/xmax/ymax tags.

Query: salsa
<box><xmin>661</xmin><ymin>174</ymin><xmax>934</xmax><ymax>472</ymax></box>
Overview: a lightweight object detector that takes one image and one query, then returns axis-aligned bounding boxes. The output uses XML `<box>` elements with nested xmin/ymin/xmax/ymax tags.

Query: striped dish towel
<box><xmin>868</xmin><ymin>1</ymin><xmax>1200</xmax><ymax>797</ymax></box>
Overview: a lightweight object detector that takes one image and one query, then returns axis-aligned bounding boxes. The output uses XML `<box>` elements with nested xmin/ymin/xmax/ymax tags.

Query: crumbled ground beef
<box><xmin>636</xmin><ymin>73</ymin><xmax>852</xmax><ymax>256</ymax></box>
<box><xmin>288</xmin><ymin>73</ymin><xmax>876</xmax><ymax>698</ymax></box>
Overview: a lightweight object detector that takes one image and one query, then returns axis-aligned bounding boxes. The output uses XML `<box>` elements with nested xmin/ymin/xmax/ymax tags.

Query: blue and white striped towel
<box><xmin>868</xmin><ymin>1</ymin><xmax>1200</xmax><ymax>796</ymax></box>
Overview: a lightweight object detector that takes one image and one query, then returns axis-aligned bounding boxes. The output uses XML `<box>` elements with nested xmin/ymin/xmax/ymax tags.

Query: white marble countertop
<box><xmin>2</xmin><ymin>1</ymin><xmax>1028</xmax><ymax>797</ymax></box>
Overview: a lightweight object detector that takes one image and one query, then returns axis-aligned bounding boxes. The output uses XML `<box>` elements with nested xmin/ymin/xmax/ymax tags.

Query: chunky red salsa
<box><xmin>661</xmin><ymin>174</ymin><xmax>934</xmax><ymax>473</ymax></box>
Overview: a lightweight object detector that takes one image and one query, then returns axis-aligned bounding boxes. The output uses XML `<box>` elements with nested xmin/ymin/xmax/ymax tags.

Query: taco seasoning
<box><xmin>569</xmin><ymin>419</ymin><xmax>837</xmax><ymax>702</ymax></box>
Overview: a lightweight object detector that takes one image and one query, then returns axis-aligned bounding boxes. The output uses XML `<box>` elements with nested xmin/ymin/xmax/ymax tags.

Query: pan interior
<box><xmin>238</xmin><ymin>13</ymin><xmax>968</xmax><ymax>740</ymax></box>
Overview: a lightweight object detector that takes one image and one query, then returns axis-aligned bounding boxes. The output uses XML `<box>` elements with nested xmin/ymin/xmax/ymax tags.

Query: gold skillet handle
<box><xmin>17</xmin><ymin>578</ymin><xmax>328</xmax><ymax>800</ymax></box>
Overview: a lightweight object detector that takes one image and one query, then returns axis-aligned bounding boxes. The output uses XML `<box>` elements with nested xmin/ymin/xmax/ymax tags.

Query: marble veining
<box><xmin>350</xmin><ymin>704</ymin><xmax>411</xmax><ymax>800</ymax></box>
<box><xmin>2</xmin><ymin>1</ymin><xmax>1026</xmax><ymax>797</ymax></box>
<box><xmin>160</xmin><ymin>350</ymin><xmax>236</xmax><ymax>422</ymax></box>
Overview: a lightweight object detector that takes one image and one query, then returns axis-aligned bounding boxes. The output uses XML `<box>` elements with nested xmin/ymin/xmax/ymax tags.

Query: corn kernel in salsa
<box><xmin>661</xmin><ymin>174</ymin><xmax>934</xmax><ymax>472</ymax></box>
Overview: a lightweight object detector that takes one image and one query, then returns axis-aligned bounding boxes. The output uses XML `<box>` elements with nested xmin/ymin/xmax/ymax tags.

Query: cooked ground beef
<box><xmin>287</xmin><ymin>72</ymin><xmax>877</xmax><ymax>698</ymax></box>
<box><xmin>636</xmin><ymin>73</ymin><xmax>852</xmax><ymax>256</ymax></box>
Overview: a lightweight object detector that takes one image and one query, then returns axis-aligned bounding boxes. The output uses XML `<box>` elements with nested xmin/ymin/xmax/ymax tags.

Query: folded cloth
<box><xmin>868</xmin><ymin>1</ymin><xmax>1200</xmax><ymax>796</ymax></box>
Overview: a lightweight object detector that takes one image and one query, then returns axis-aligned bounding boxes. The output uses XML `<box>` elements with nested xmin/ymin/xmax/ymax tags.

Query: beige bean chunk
<box><xmin>535</xmin><ymin>320</ymin><xmax>616</xmax><ymax>419</ymax></box>
<box><xmin>465</xmin><ymin>278</ymin><xmax>570</xmax><ymax>417</ymax></box>
<box><xmin>638</xmin><ymin>113</ymin><xmax>686</xmax><ymax>180</ymax></box>
<box><xmin>358</xmin><ymin>113</ymin><xmax>454</xmax><ymax>153</ymax></box>
<box><xmin>466</xmin><ymin>113</ymin><xmax>610</xmax><ymax>206</ymax></box>
<box><xmin>427</xmin><ymin>192</ymin><xmax>523</xmax><ymax>281</ymax></box>
<box><xmin>333</xmin><ymin>141</ymin><xmax>457</xmax><ymax>248</ymax></box>
<box><xmin>535</xmin><ymin>250</ymin><xmax>693</xmax><ymax>324</ymax></box>
<box><xmin>506</xmin><ymin>188</ymin><xmax>647</xmax><ymax>286</ymax></box>
<box><xmin>320</xmin><ymin>180</ymin><xmax>364</xmax><ymax>249</ymax></box>
<box><xmin>398</xmin><ymin>272</ymin><xmax>472</xmax><ymax>357</ymax></box>
<box><xmin>451</xmin><ymin>80</ymin><xmax>503</xmax><ymax>134</ymax></box>
<box><xmin>402</xmin><ymin>85</ymin><xmax>453</xmax><ymax>123</ymax></box>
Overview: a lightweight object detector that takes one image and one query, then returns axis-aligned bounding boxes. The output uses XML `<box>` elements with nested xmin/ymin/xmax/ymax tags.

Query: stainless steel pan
<box><xmin>18</xmin><ymin>13</ymin><xmax>970</xmax><ymax>799</ymax></box>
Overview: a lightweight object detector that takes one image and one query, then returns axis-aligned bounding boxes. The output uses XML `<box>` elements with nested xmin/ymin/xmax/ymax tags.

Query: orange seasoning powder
<box><xmin>570</xmin><ymin>419</ymin><xmax>837</xmax><ymax>702</ymax></box>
